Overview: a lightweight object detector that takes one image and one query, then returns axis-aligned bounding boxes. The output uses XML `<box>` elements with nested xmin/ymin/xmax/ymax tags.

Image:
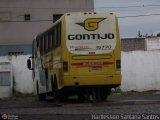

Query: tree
<box><xmin>137</xmin><ymin>31</ymin><xmax>142</xmax><ymax>38</ymax></box>
<box><xmin>157</xmin><ymin>33</ymin><xmax>160</xmax><ymax>37</ymax></box>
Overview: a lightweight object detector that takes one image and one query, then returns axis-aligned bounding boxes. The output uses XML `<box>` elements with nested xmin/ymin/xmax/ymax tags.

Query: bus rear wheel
<box><xmin>51</xmin><ymin>76</ymin><xmax>67</xmax><ymax>102</ymax></box>
<box><xmin>37</xmin><ymin>82</ymin><xmax>46</xmax><ymax>101</ymax></box>
<box><xmin>93</xmin><ymin>88</ymin><xmax>111</xmax><ymax>101</ymax></box>
<box><xmin>38</xmin><ymin>93</ymin><xmax>46</xmax><ymax>101</ymax></box>
<box><xmin>51</xmin><ymin>78</ymin><xmax>58</xmax><ymax>100</ymax></box>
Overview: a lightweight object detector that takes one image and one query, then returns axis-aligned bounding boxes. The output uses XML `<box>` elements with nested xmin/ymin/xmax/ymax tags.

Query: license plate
<box><xmin>91</xmin><ymin>66</ymin><xmax>102</xmax><ymax>70</ymax></box>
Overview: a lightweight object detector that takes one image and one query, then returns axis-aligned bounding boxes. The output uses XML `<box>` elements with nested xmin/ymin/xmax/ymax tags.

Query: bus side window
<box><xmin>40</xmin><ymin>36</ymin><xmax>44</xmax><ymax>54</ymax></box>
<box><xmin>47</xmin><ymin>34</ymin><xmax>49</xmax><ymax>51</ymax></box>
<box><xmin>35</xmin><ymin>38</ymin><xmax>39</xmax><ymax>58</ymax></box>
<box><xmin>54</xmin><ymin>27</ymin><xmax>57</xmax><ymax>48</ymax></box>
<box><xmin>40</xmin><ymin>37</ymin><xmax>42</xmax><ymax>54</ymax></box>
<box><xmin>42</xmin><ymin>36</ymin><xmax>45</xmax><ymax>54</ymax></box>
<box><xmin>57</xmin><ymin>23</ymin><xmax>61</xmax><ymax>46</ymax></box>
<box><xmin>36</xmin><ymin>38</ymin><xmax>39</xmax><ymax>48</ymax></box>
<box><xmin>44</xmin><ymin>34</ymin><xmax>48</xmax><ymax>52</ymax></box>
<box><xmin>48</xmin><ymin>32</ymin><xmax>51</xmax><ymax>50</ymax></box>
<box><xmin>50</xmin><ymin>32</ymin><xmax>53</xmax><ymax>49</ymax></box>
<box><xmin>32</xmin><ymin>39</ymin><xmax>35</xmax><ymax>57</ymax></box>
<box><xmin>52</xmin><ymin>29</ymin><xmax>55</xmax><ymax>48</ymax></box>
<box><xmin>44</xmin><ymin>35</ymin><xmax>46</xmax><ymax>52</ymax></box>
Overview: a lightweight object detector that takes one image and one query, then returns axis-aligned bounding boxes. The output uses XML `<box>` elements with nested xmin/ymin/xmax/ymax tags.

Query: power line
<box><xmin>0</xmin><ymin>20</ymin><xmax>53</xmax><ymax>23</ymax></box>
<box><xmin>95</xmin><ymin>4</ymin><xmax>160</xmax><ymax>9</ymax></box>
<box><xmin>0</xmin><ymin>6</ymin><xmax>92</xmax><ymax>10</ymax></box>
<box><xmin>0</xmin><ymin>13</ymin><xmax>160</xmax><ymax>23</ymax></box>
<box><xmin>0</xmin><ymin>4</ymin><xmax>160</xmax><ymax>10</ymax></box>
<box><xmin>118</xmin><ymin>13</ymin><xmax>160</xmax><ymax>18</ymax></box>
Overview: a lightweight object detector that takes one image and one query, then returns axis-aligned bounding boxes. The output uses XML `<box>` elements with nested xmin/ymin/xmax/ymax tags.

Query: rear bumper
<box><xmin>63</xmin><ymin>74</ymin><xmax>121</xmax><ymax>87</ymax></box>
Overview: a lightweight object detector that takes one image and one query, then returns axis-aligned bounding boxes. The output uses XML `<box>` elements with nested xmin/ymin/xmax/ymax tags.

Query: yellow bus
<box><xmin>27</xmin><ymin>12</ymin><xmax>121</xmax><ymax>101</ymax></box>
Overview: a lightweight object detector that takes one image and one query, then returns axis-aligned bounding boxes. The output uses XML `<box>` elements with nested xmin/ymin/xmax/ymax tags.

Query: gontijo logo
<box><xmin>76</xmin><ymin>18</ymin><xmax>106</xmax><ymax>31</ymax></box>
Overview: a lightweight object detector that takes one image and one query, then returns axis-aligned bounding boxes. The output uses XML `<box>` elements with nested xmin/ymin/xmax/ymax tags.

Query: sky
<box><xmin>94</xmin><ymin>0</ymin><xmax>160</xmax><ymax>38</ymax></box>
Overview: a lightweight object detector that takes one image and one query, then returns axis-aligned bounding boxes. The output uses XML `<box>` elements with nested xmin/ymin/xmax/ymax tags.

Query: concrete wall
<box><xmin>0</xmin><ymin>87</ymin><xmax>13</xmax><ymax>98</ymax></box>
<box><xmin>121</xmin><ymin>38</ymin><xmax>145</xmax><ymax>52</ymax></box>
<box><xmin>0</xmin><ymin>55</ymin><xmax>33</xmax><ymax>93</ymax></box>
<box><xmin>146</xmin><ymin>37</ymin><xmax>160</xmax><ymax>51</ymax></box>
<box><xmin>121</xmin><ymin>51</ymin><xmax>160</xmax><ymax>91</ymax></box>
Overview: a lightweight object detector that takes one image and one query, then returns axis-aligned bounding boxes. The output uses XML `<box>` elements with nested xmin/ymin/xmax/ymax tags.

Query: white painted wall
<box><xmin>146</xmin><ymin>37</ymin><xmax>160</xmax><ymax>51</ymax></box>
<box><xmin>121</xmin><ymin>51</ymin><xmax>160</xmax><ymax>91</ymax></box>
<box><xmin>11</xmin><ymin>55</ymin><xmax>33</xmax><ymax>93</ymax></box>
<box><xmin>0</xmin><ymin>87</ymin><xmax>12</xmax><ymax>98</ymax></box>
<box><xmin>0</xmin><ymin>51</ymin><xmax>160</xmax><ymax>96</ymax></box>
<box><xmin>0</xmin><ymin>55</ymin><xmax>33</xmax><ymax>94</ymax></box>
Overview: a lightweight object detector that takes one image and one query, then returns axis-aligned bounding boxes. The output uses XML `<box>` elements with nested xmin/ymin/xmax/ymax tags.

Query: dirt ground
<box><xmin>0</xmin><ymin>91</ymin><xmax>160</xmax><ymax>120</ymax></box>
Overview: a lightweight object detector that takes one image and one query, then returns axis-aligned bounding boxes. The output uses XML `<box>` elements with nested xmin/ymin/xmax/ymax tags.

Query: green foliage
<box><xmin>111</xmin><ymin>90</ymin><xmax>160</xmax><ymax>96</ymax></box>
<box><xmin>157</xmin><ymin>33</ymin><xmax>160</xmax><ymax>37</ymax></box>
<box><xmin>12</xmin><ymin>76</ymin><xmax>16</xmax><ymax>94</ymax></box>
<box><xmin>137</xmin><ymin>31</ymin><xmax>142</xmax><ymax>38</ymax></box>
<box><xmin>13</xmin><ymin>91</ymin><xmax>35</xmax><ymax>98</ymax></box>
<box><xmin>110</xmin><ymin>87</ymin><xmax>122</xmax><ymax>96</ymax></box>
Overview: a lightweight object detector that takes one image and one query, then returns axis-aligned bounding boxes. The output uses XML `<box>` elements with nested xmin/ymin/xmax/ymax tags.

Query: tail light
<box><xmin>63</xmin><ymin>61</ymin><xmax>68</xmax><ymax>72</ymax></box>
<box><xmin>116</xmin><ymin>60</ymin><xmax>121</xmax><ymax>70</ymax></box>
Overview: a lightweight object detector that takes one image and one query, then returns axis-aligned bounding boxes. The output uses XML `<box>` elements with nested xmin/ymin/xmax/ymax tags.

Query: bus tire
<box><xmin>78</xmin><ymin>93</ymin><xmax>86</xmax><ymax>102</ymax></box>
<box><xmin>52</xmin><ymin>76</ymin><xmax>68</xmax><ymax>102</ymax></box>
<box><xmin>95</xmin><ymin>88</ymin><xmax>111</xmax><ymax>101</ymax></box>
<box><xmin>51</xmin><ymin>76</ymin><xmax>59</xmax><ymax>100</ymax></box>
<box><xmin>37</xmin><ymin>81</ymin><xmax>46</xmax><ymax>101</ymax></box>
<box><xmin>99</xmin><ymin>88</ymin><xmax>111</xmax><ymax>101</ymax></box>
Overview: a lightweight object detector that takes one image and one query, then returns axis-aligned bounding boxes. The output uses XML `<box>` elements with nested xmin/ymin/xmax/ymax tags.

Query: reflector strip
<box><xmin>71</xmin><ymin>62</ymin><xmax>113</xmax><ymax>67</ymax></box>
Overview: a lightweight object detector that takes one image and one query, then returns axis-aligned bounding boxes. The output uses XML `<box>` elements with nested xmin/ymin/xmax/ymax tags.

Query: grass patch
<box><xmin>0</xmin><ymin>91</ymin><xmax>36</xmax><ymax>100</ymax></box>
<box><xmin>13</xmin><ymin>91</ymin><xmax>36</xmax><ymax>98</ymax></box>
<box><xmin>110</xmin><ymin>87</ymin><xmax>123</xmax><ymax>96</ymax></box>
<box><xmin>110</xmin><ymin>89</ymin><xmax>160</xmax><ymax>96</ymax></box>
